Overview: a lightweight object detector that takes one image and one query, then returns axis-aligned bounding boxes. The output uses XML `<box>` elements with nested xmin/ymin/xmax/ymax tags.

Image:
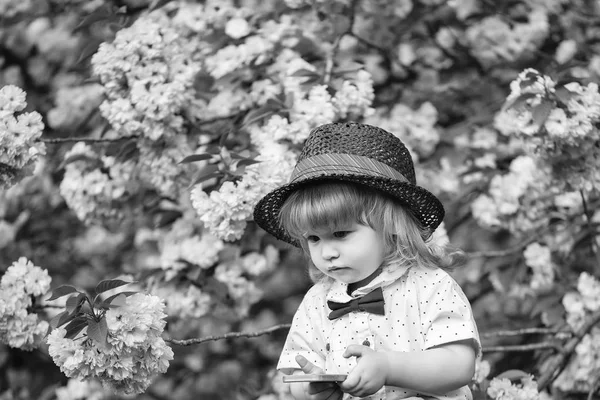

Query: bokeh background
<box><xmin>1</xmin><ymin>0</ymin><xmax>600</xmax><ymax>399</ymax></box>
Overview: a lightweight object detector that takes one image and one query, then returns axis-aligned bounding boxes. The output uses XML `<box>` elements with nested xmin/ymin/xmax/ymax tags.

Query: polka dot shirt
<box><xmin>278</xmin><ymin>264</ymin><xmax>481</xmax><ymax>400</ymax></box>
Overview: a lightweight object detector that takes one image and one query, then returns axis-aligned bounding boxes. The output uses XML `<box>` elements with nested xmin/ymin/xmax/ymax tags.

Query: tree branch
<box><xmin>537</xmin><ymin>309</ymin><xmax>600</xmax><ymax>391</ymax></box>
<box><xmin>482</xmin><ymin>342</ymin><xmax>561</xmax><ymax>353</ymax></box>
<box><xmin>164</xmin><ymin>323</ymin><xmax>292</xmax><ymax>346</ymax></box>
<box><xmin>480</xmin><ymin>327</ymin><xmax>571</xmax><ymax>339</ymax></box>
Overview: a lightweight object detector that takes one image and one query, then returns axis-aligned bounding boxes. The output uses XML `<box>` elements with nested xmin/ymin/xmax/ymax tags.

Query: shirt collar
<box><xmin>325</xmin><ymin>262</ymin><xmax>412</xmax><ymax>303</ymax></box>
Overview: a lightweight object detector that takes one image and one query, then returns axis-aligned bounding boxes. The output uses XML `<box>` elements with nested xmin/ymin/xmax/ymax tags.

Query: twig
<box><xmin>164</xmin><ymin>323</ymin><xmax>292</xmax><ymax>346</ymax></box>
<box><xmin>465</xmin><ymin>235</ymin><xmax>539</xmax><ymax>258</ymax></box>
<box><xmin>39</xmin><ymin>136</ymin><xmax>138</xmax><ymax>143</ymax></box>
<box><xmin>580</xmin><ymin>190</ymin><xmax>600</xmax><ymax>268</ymax></box>
<box><xmin>481</xmin><ymin>327</ymin><xmax>571</xmax><ymax>339</ymax></box>
<box><xmin>537</xmin><ymin>309</ymin><xmax>600</xmax><ymax>391</ymax></box>
<box><xmin>588</xmin><ymin>375</ymin><xmax>600</xmax><ymax>400</ymax></box>
<box><xmin>482</xmin><ymin>342</ymin><xmax>560</xmax><ymax>353</ymax></box>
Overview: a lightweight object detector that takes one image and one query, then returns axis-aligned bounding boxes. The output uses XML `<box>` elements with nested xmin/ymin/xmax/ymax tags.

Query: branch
<box><xmin>164</xmin><ymin>323</ymin><xmax>292</xmax><ymax>346</ymax></box>
<box><xmin>480</xmin><ymin>327</ymin><xmax>571</xmax><ymax>339</ymax></box>
<box><xmin>537</xmin><ymin>309</ymin><xmax>600</xmax><ymax>391</ymax></box>
<box><xmin>39</xmin><ymin>136</ymin><xmax>139</xmax><ymax>143</ymax></box>
<box><xmin>482</xmin><ymin>342</ymin><xmax>561</xmax><ymax>353</ymax></box>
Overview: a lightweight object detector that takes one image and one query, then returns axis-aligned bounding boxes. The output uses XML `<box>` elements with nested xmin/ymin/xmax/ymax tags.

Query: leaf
<box><xmin>87</xmin><ymin>318</ymin><xmax>108</xmax><ymax>347</ymax></box>
<box><xmin>495</xmin><ymin>369</ymin><xmax>530</xmax><ymax>382</ymax></box>
<box><xmin>64</xmin><ymin>317</ymin><xmax>89</xmax><ymax>339</ymax></box>
<box><xmin>65</xmin><ymin>293</ymin><xmax>86</xmax><ymax>314</ymax></box>
<box><xmin>555</xmin><ymin>86</ymin><xmax>574</xmax><ymax>105</ymax></box>
<box><xmin>179</xmin><ymin>153</ymin><xmax>214</xmax><ymax>164</ymax></box>
<box><xmin>50</xmin><ymin>311</ymin><xmax>73</xmax><ymax>329</ymax></box>
<box><xmin>501</xmin><ymin>92</ymin><xmax>538</xmax><ymax>113</ymax></box>
<box><xmin>47</xmin><ymin>285</ymin><xmax>81</xmax><ymax>301</ymax></box>
<box><xmin>241</xmin><ymin>103</ymin><xmax>280</xmax><ymax>128</ymax></box>
<box><xmin>95</xmin><ymin>279</ymin><xmax>133</xmax><ymax>295</ymax></box>
<box><xmin>75</xmin><ymin>38</ymin><xmax>105</xmax><ymax>66</ymax></box>
<box><xmin>235</xmin><ymin>158</ymin><xmax>261</xmax><ymax>168</ymax></box>
<box><xmin>97</xmin><ymin>291</ymin><xmax>137</xmax><ymax>309</ymax></box>
<box><xmin>58</xmin><ymin>154</ymin><xmax>98</xmax><ymax>170</ymax></box>
<box><xmin>189</xmin><ymin>165</ymin><xmax>222</xmax><ymax>188</ymax></box>
<box><xmin>149</xmin><ymin>0</ymin><xmax>174</xmax><ymax>11</ymax></box>
<box><xmin>532</xmin><ymin>100</ymin><xmax>554</xmax><ymax>126</ymax></box>
<box><xmin>290</xmin><ymin>68</ymin><xmax>320</xmax><ymax>78</ymax></box>
<box><xmin>73</xmin><ymin>5</ymin><xmax>113</xmax><ymax>33</ymax></box>
<box><xmin>219</xmin><ymin>129</ymin><xmax>231</xmax><ymax>147</ymax></box>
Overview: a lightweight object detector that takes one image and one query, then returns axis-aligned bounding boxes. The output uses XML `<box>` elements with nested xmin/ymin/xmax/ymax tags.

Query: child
<box><xmin>254</xmin><ymin>122</ymin><xmax>480</xmax><ymax>400</ymax></box>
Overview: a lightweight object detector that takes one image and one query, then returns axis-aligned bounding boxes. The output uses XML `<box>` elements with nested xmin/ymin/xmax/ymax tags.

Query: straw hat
<box><xmin>253</xmin><ymin>122</ymin><xmax>445</xmax><ymax>246</ymax></box>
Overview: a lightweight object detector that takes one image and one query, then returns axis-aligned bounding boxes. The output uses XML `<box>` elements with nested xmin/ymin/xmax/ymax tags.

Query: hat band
<box><xmin>290</xmin><ymin>153</ymin><xmax>409</xmax><ymax>183</ymax></box>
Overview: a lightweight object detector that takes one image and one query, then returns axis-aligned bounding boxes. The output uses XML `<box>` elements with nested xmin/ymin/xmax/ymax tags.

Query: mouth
<box><xmin>327</xmin><ymin>266</ymin><xmax>347</xmax><ymax>272</ymax></box>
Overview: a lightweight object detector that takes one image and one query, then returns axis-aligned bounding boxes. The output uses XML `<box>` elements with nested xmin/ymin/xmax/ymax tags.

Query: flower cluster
<box><xmin>91</xmin><ymin>11</ymin><xmax>200</xmax><ymax>141</ymax></box>
<box><xmin>54</xmin><ymin>378</ymin><xmax>107</xmax><ymax>400</ymax></box>
<box><xmin>366</xmin><ymin>101</ymin><xmax>439</xmax><ymax>160</ymax></box>
<box><xmin>47</xmin><ymin>293</ymin><xmax>173</xmax><ymax>395</ymax></box>
<box><xmin>553</xmin><ymin>326</ymin><xmax>600</xmax><ymax>393</ymax></box>
<box><xmin>487</xmin><ymin>375</ymin><xmax>540</xmax><ymax>400</ymax></box>
<box><xmin>152</xmin><ymin>284</ymin><xmax>212</xmax><ymax>320</ymax></box>
<box><xmin>59</xmin><ymin>142</ymin><xmax>138</xmax><ymax>225</ymax></box>
<box><xmin>46</xmin><ymin>84</ymin><xmax>104</xmax><ymax>130</ymax></box>
<box><xmin>522</xmin><ymin>243</ymin><xmax>555</xmax><ymax>291</ymax></box>
<box><xmin>562</xmin><ymin>272</ymin><xmax>600</xmax><ymax>330</ymax></box>
<box><xmin>465</xmin><ymin>8</ymin><xmax>549</xmax><ymax>68</ymax></box>
<box><xmin>191</xmin><ymin>145</ymin><xmax>296</xmax><ymax>241</ymax></box>
<box><xmin>470</xmin><ymin>155</ymin><xmax>552</xmax><ymax>235</ymax></box>
<box><xmin>157</xmin><ymin>217</ymin><xmax>224</xmax><ymax>280</ymax></box>
<box><xmin>0</xmin><ymin>85</ymin><xmax>46</xmax><ymax>189</ymax></box>
<box><xmin>496</xmin><ymin>69</ymin><xmax>600</xmax><ymax>191</ymax></box>
<box><xmin>0</xmin><ymin>257</ymin><xmax>51</xmax><ymax>350</ymax></box>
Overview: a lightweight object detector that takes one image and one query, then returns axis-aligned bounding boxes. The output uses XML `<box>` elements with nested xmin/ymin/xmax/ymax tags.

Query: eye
<box><xmin>333</xmin><ymin>231</ymin><xmax>350</xmax><ymax>238</ymax></box>
<box><xmin>306</xmin><ymin>235</ymin><xmax>320</xmax><ymax>243</ymax></box>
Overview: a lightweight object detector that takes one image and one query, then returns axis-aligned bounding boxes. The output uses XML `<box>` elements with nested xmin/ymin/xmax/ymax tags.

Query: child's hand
<box><xmin>339</xmin><ymin>345</ymin><xmax>388</xmax><ymax>398</ymax></box>
<box><xmin>292</xmin><ymin>355</ymin><xmax>344</xmax><ymax>400</ymax></box>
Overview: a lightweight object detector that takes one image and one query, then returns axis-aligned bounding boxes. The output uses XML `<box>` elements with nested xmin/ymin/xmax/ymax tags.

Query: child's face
<box><xmin>304</xmin><ymin>223</ymin><xmax>385</xmax><ymax>285</ymax></box>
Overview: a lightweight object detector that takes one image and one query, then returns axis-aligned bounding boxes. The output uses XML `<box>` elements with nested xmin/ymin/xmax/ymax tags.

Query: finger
<box><xmin>295</xmin><ymin>354</ymin><xmax>323</xmax><ymax>374</ymax></box>
<box><xmin>307</xmin><ymin>382</ymin><xmax>336</xmax><ymax>394</ymax></box>
<box><xmin>343</xmin><ymin>344</ymin><xmax>365</xmax><ymax>358</ymax></box>
<box><xmin>339</xmin><ymin>372</ymin><xmax>361</xmax><ymax>392</ymax></box>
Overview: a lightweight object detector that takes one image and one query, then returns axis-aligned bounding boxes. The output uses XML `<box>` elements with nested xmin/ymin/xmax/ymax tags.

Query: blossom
<box><xmin>225</xmin><ymin>17</ymin><xmax>251</xmax><ymax>39</ymax></box>
<box><xmin>47</xmin><ymin>293</ymin><xmax>173</xmax><ymax>395</ymax></box>
<box><xmin>0</xmin><ymin>85</ymin><xmax>46</xmax><ymax>189</ymax></box>
<box><xmin>487</xmin><ymin>375</ymin><xmax>540</xmax><ymax>400</ymax></box>
<box><xmin>0</xmin><ymin>257</ymin><xmax>51</xmax><ymax>350</ymax></box>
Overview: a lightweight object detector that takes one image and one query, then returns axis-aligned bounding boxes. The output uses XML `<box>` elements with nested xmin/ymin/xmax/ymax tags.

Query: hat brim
<box><xmin>253</xmin><ymin>174</ymin><xmax>445</xmax><ymax>247</ymax></box>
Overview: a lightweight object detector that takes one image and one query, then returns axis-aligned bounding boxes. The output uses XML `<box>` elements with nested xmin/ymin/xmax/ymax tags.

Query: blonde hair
<box><xmin>279</xmin><ymin>181</ymin><xmax>465</xmax><ymax>283</ymax></box>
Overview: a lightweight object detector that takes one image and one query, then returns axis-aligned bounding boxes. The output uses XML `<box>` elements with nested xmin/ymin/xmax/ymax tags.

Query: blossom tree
<box><xmin>1</xmin><ymin>0</ymin><xmax>600</xmax><ymax>399</ymax></box>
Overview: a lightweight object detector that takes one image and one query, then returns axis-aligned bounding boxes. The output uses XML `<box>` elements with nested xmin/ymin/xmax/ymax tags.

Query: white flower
<box><xmin>225</xmin><ymin>17</ymin><xmax>251</xmax><ymax>39</ymax></box>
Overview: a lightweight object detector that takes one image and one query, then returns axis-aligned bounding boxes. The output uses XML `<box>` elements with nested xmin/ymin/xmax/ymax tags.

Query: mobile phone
<box><xmin>283</xmin><ymin>374</ymin><xmax>347</xmax><ymax>383</ymax></box>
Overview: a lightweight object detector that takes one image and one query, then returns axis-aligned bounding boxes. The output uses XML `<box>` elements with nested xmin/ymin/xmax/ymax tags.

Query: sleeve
<box><xmin>277</xmin><ymin>289</ymin><xmax>328</xmax><ymax>375</ymax></box>
<box><xmin>419</xmin><ymin>272</ymin><xmax>482</xmax><ymax>357</ymax></box>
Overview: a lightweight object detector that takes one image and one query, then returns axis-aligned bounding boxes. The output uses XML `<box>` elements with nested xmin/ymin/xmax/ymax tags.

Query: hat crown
<box><xmin>299</xmin><ymin>122</ymin><xmax>416</xmax><ymax>185</ymax></box>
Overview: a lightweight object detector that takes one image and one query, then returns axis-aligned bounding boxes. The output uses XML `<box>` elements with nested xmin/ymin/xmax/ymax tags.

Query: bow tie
<box><xmin>327</xmin><ymin>287</ymin><xmax>385</xmax><ymax>320</ymax></box>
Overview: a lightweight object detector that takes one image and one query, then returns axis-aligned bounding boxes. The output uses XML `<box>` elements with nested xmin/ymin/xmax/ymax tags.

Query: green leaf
<box><xmin>235</xmin><ymin>158</ymin><xmax>261</xmax><ymax>168</ymax></box>
<box><xmin>188</xmin><ymin>165</ymin><xmax>223</xmax><ymax>188</ymax></box>
<box><xmin>555</xmin><ymin>86</ymin><xmax>574</xmax><ymax>105</ymax></box>
<box><xmin>495</xmin><ymin>369</ymin><xmax>530</xmax><ymax>382</ymax></box>
<box><xmin>58</xmin><ymin>154</ymin><xmax>98</xmax><ymax>171</ymax></box>
<box><xmin>179</xmin><ymin>153</ymin><xmax>214</xmax><ymax>164</ymax></box>
<box><xmin>149</xmin><ymin>0</ymin><xmax>174</xmax><ymax>12</ymax></box>
<box><xmin>50</xmin><ymin>311</ymin><xmax>73</xmax><ymax>329</ymax></box>
<box><xmin>501</xmin><ymin>92</ymin><xmax>538</xmax><ymax>113</ymax></box>
<box><xmin>97</xmin><ymin>291</ymin><xmax>137</xmax><ymax>309</ymax></box>
<box><xmin>65</xmin><ymin>293</ymin><xmax>86</xmax><ymax>314</ymax></box>
<box><xmin>87</xmin><ymin>318</ymin><xmax>108</xmax><ymax>347</ymax></box>
<box><xmin>47</xmin><ymin>285</ymin><xmax>81</xmax><ymax>301</ymax></box>
<box><xmin>95</xmin><ymin>279</ymin><xmax>133</xmax><ymax>295</ymax></box>
<box><xmin>532</xmin><ymin>100</ymin><xmax>554</xmax><ymax>126</ymax></box>
<box><xmin>290</xmin><ymin>68</ymin><xmax>320</xmax><ymax>78</ymax></box>
<box><xmin>73</xmin><ymin>5</ymin><xmax>113</xmax><ymax>33</ymax></box>
<box><xmin>64</xmin><ymin>317</ymin><xmax>89</xmax><ymax>339</ymax></box>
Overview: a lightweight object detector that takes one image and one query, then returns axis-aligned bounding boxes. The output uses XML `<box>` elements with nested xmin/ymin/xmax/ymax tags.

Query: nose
<box><xmin>320</xmin><ymin>240</ymin><xmax>339</xmax><ymax>260</ymax></box>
